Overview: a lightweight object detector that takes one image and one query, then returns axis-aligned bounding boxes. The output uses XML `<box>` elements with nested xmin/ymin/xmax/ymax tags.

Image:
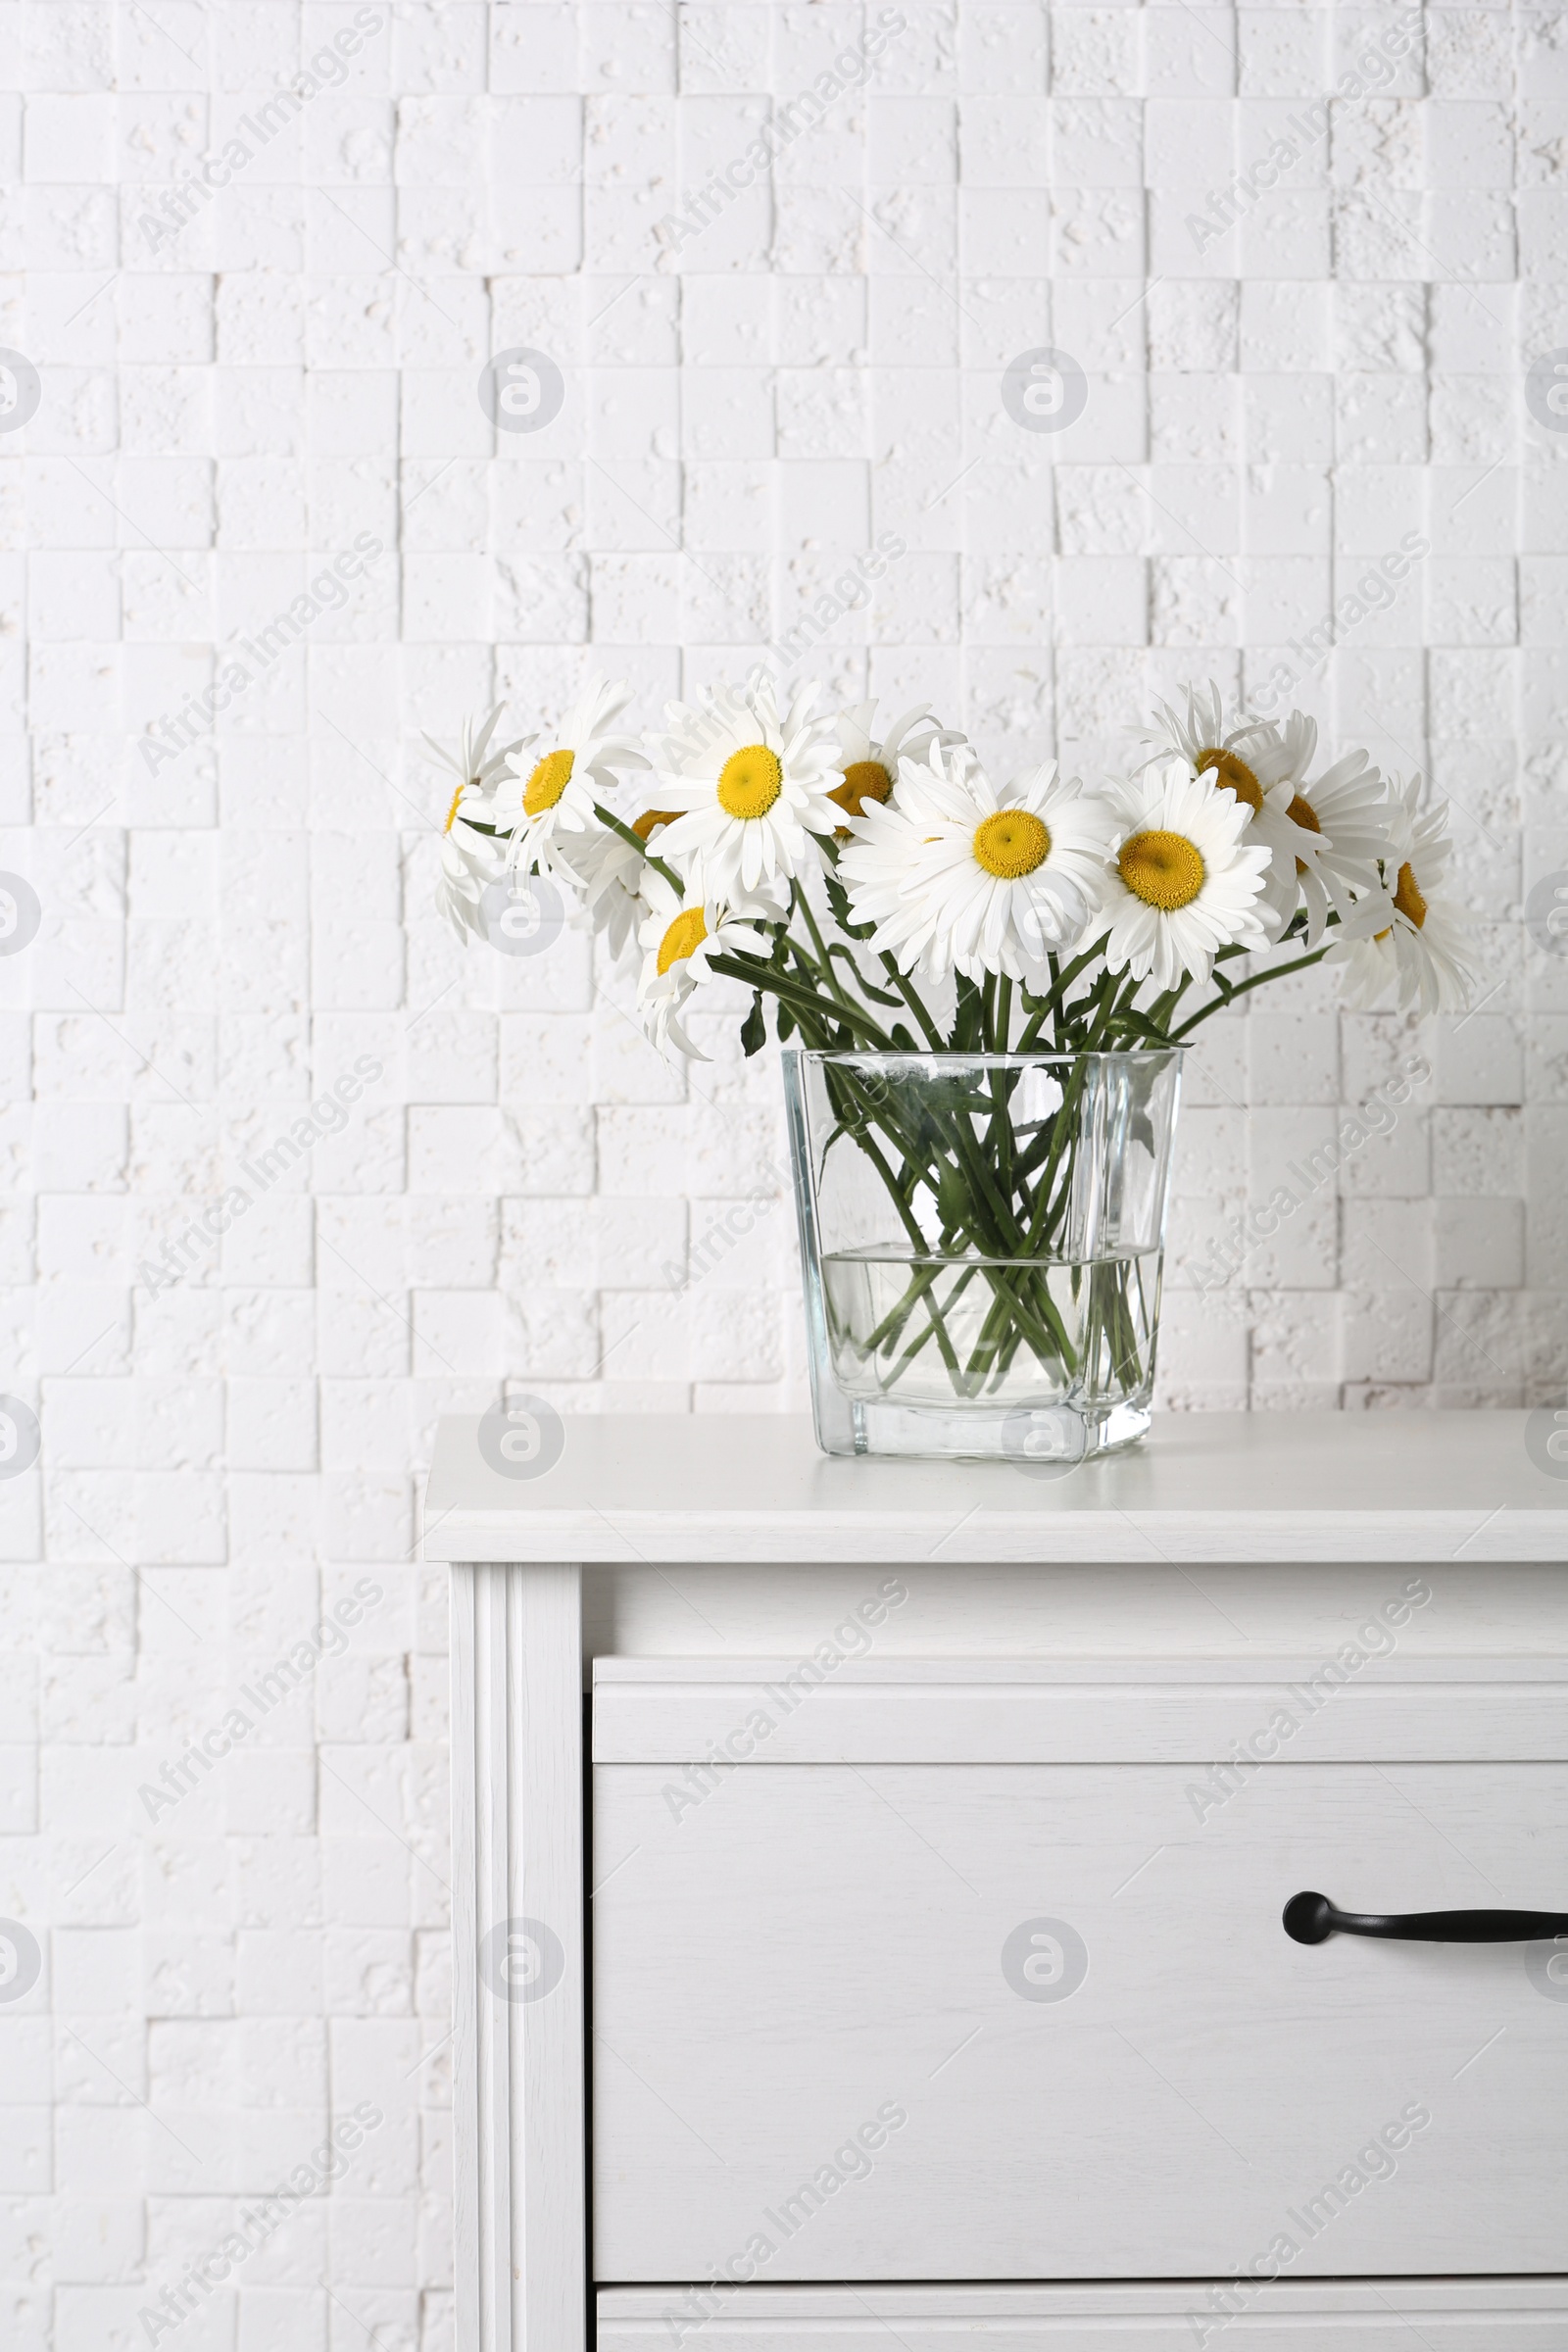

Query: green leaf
<box><xmin>739</xmin><ymin>992</ymin><xmax>766</xmax><ymax>1057</ymax></box>
<box><xmin>1110</xmin><ymin>1004</ymin><xmax>1177</xmax><ymax>1048</ymax></box>
<box><xmin>778</xmin><ymin>1000</ymin><xmax>798</xmax><ymax>1042</ymax></box>
<box><xmin>824</xmin><ymin>873</ymin><xmax>877</xmax><ymax>940</ymax></box>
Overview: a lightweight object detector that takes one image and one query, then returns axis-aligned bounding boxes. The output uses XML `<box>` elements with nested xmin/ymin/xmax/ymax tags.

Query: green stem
<box><xmin>1018</xmin><ymin>940</ymin><xmax>1104</xmax><ymax>1050</ymax></box>
<box><xmin>792</xmin><ymin>884</ymin><xmax>882</xmax><ymax>1028</ymax></box>
<box><xmin>885</xmin><ymin>962</ymin><xmax>945</xmax><ymax>1050</ymax></box>
<box><xmin>1168</xmin><ymin>947</ymin><xmax>1330</xmax><ymax>1041</ymax></box>
<box><xmin>707</xmin><ymin>953</ymin><xmax>887</xmax><ymax>1047</ymax></box>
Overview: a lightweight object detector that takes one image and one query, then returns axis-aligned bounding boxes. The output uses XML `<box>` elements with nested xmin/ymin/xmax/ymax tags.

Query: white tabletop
<box><xmin>421</xmin><ymin>1410</ymin><xmax>1568</xmax><ymax>1565</ymax></box>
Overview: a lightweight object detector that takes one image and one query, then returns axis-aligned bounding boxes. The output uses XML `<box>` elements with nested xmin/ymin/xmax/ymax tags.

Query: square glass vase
<box><xmin>782</xmin><ymin>1048</ymin><xmax>1184</xmax><ymax>1464</ymax></box>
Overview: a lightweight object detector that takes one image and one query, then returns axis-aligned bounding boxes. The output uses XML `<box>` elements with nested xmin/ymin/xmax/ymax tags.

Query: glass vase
<box><xmin>782</xmin><ymin>1049</ymin><xmax>1184</xmax><ymax>1463</ymax></box>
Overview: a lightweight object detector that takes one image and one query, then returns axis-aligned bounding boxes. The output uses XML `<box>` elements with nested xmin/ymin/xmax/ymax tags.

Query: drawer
<box><xmin>597</xmin><ymin>2280</ymin><xmax>1568</xmax><ymax>2349</ymax></box>
<box><xmin>590</xmin><ymin>1661</ymin><xmax>1568</xmax><ymax>2284</ymax></box>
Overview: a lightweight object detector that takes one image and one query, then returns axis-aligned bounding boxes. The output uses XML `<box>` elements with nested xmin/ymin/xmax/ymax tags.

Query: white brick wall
<box><xmin>0</xmin><ymin>1</ymin><xmax>1563</xmax><ymax>2342</ymax></box>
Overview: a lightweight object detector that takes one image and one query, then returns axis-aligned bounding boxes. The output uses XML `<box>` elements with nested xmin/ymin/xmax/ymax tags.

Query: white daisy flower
<box><xmin>1220</xmin><ymin>710</ymin><xmax>1329</xmax><ymax>938</ymax></box>
<box><xmin>838</xmin><ymin>741</ymin><xmax>1117</xmax><ymax>985</ymax></box>
<box><xmin>492</xmin><ymin>674</ymin><xmax>647</xmax><ymax>879</ymax></box>
<box><xmin>553</xmin><ymin>824</ymin><xmax>642</xmax><ymax>957</ymax></box>
<box><xmin>426</xmin><ymin>706</ymin><xmax>519</xmax><ymax>941</ymax></box>
<box><xmin>635</xmin><ymin>868</ymin><xmax>772</xmax><ymax>1060</ymax></box>
<box><xmin>1137</xmin><ymin>678</ymin><xmax>1265</xmax><ymax>783</ymax></box>
<box><xmin>1096</xmin><ymin>756</ymin><xmax>1272</xmax><ymax>993</ymax></box>
<box><xmin>651</xmin><ymin>675</ymin><xmax>841</xmax><ymax>906</ymax></box>
<box><xmin>1276</xmin><ymin>739</ymin><xmax>1398</xmax><ymax>946</ymax></box>
<box><xmin>556</xmin><ymin>803</ymin><xmax>685</xmax><ymax>960</ymax></box>
<box><xmin>827</xmin><ymin>700</ymin><xmax>964</xmax><ymax>832</ymax></box>
<box><xmin>1329</xmin><ymin>777</ymin><xmax>1475</xmax><ymax>1015</ymax></box>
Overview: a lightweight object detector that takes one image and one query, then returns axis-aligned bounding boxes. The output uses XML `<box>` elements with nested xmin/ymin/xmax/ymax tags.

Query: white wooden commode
<box><xmin>422</xmin><ymin>1410</ymin><xmax>1568</xmax><ymax>2352</ymax></box>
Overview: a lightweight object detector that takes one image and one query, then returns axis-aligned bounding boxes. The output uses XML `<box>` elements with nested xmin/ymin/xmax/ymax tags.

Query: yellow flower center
<box><xmin>633</xmin><ymin>808</ymin><xmax>683</xmax><ymax>842</ymax></box>
<box><xmin>444</xmin><ymin>784</ymin><xmax>466</xmax><ymax>834</ymax></box>
<box><xmin>1392</xmin><ymin>859</ymin><xmax>1427</xmax><ymax>930</ymax></box>
<box><xmin>523</xmin><ymin>747</ymin><xmax>574</xmax><ymax>816</ymax></box>
<box><xmin>1372</xmin><ymin>860</ymin><xmax>1428</xmax><ymax>942</ymax></box>
<box><xmin>1287</xmin><ymin>791</ymin><xmax>1321</xmax><ymax>874</ymax></box>
<box><xmin>1198</xmin><ymin>747</ymin><xmax>1262</xmax><ymax>814</ymax></box>
<box><xmin>657</xmin><ymin>907</ymin><xmax>708</xmax><ymax>974</ymax></box>
<box><xmin>1118</xmin><ymin>828</ymin><xmax>1206</xmax><ymax>911</ymax></box>
<box><xmin>829</xmin><ymin>760</ymin><xmax>894</xmax><ymax>821</ymax></box>
<box><xmin>973</xmin><ymin>809</ymin><xmax>1051</xmax><ymax>880</ymax></box>
<box><xmin>716</xmin><ymin>743</ymin><xmax>783</xmax><ymax>819</ymax></box>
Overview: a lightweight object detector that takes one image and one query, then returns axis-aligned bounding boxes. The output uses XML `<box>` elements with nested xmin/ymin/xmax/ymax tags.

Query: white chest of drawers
<box><xmin>422</xmin><ymin>1410</ymin><xmax>1568</xmax><ymax>2352</ymax></box>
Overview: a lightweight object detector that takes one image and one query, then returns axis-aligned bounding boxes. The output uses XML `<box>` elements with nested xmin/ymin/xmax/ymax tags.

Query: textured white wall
<box><xmin>1</xmin><ymin>0</ymin><xmax>1564</xmax><ymax>2344</ymax></box>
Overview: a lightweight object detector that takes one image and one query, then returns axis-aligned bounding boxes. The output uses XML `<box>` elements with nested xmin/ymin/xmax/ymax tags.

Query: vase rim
<box><xmin>787</xmin><ymin>1046</ymin><xmax>1186</xmax><ymax>1064</ymax></box>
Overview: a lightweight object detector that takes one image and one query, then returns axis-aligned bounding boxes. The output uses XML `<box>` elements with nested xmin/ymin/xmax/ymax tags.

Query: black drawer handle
<box><xmin>1285</xmin><ymin>1889</ymin><xmax>1568</xmax><ymax>1945</ymax></box>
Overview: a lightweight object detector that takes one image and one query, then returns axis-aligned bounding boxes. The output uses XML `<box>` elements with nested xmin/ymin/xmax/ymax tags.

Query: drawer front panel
<box><xmin>593</xmin><ymin>1672</ymin><xmax>1568</xmax><ymax>1763</ymax></box>
<box><xmin>591</xmin><ymin>1656</ymin><xmax>1568</xmax><ymax>1764</ymax></box>
<box><xmin>592</xmin><ymin>1760</ymin><xmax>1568</xmax><ymax>2281</ymax></box>
<box><xmin>597</xmin><ymin>2281</ymin><xmax>1568</xmax><ymax>2350</ymax></box>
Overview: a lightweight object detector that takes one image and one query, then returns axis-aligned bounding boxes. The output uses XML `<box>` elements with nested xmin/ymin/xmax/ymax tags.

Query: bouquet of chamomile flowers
<box><xmin>431</xmin><ymin>672</ymin><xmax>1475</xmax><ymax>1059</ymax></box>
<box><xmin>433</xmin><ymin>675</ymin><xmax>1476</xmax><ymax>1428</ymax></box>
